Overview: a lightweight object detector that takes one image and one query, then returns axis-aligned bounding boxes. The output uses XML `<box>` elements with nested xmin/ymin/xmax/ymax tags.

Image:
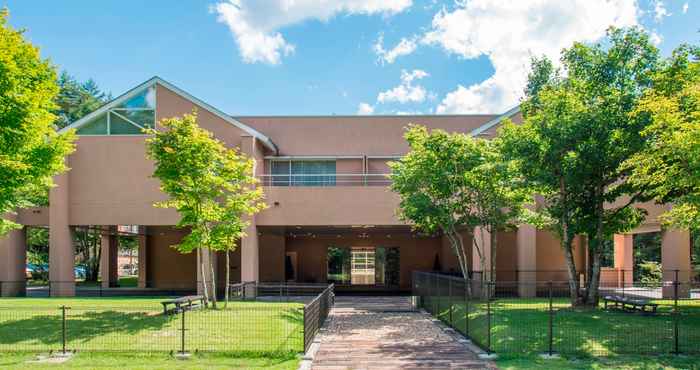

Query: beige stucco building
<box><xmin>0</xmin><ymin>77</ymin><xmax>693</xmax><ymax>297</ymax></box>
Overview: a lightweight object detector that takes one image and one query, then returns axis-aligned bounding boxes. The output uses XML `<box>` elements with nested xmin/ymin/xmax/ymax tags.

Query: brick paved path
<box><xmin>310</xmin><ymin>297</ymin><xmax>496</xmax><ymax>370</ymax></box>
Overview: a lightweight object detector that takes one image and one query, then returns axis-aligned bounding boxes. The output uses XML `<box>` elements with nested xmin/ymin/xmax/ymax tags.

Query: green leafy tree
<box><xmin>390</xmin><ymin>125</ymin><xmax>526</xmax><ymax>286</ymax></box>
<box><xmin>54</xmin><ymin>71</ymin><xmax>110</xmax><ymax>129</ymax></box>
<box><xmin>624</xmin><ymin>45</ymin><xmax>700</xmax><ymax>230</ymax></box>
<box><xmin>0</xmin><ymin>9</ymin><xmax>75</xmax><ymax>235</ymax></box>
<box><xmin>501</xmin><ymin>28</ymin><xmax>661</xmax><ymax>305</ymax></box>
<box><xmin>146</xmin><ymin>112</ymin><xmax>266</xmax><ymax>307</ymax></box>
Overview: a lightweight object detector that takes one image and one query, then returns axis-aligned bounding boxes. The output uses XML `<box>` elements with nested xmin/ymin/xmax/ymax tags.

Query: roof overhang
<box><xmin>59</xmin><ymin>76</ymin><xmax>279</xmax><ymax>155</ymax></box>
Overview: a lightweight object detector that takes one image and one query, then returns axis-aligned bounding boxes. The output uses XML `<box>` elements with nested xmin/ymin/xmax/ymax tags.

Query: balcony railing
<box><xmin>258</xmin><ymin>173</ymin><xmax>391</xmax><ymax>187</ymax></box>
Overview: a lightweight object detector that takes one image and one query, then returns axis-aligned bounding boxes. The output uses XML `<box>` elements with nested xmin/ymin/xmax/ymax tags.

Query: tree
<box><xmin>54</xmin><ymin>71</ymin><xmax>110</xmax><ymax>129</ymax></box>
<box><xmin>500</xmin><ymin>28</ymin><xmax>661</xmax><ymax>305</ymax></box>
<box><xmin>74</xmin><ymin>227</ymin><xmax>101</xmax><ymax>282</ymax></box>
<box><xmin>146</xmin><ymin>112</ymin><xmax>266</xmax><ymax>308</ymax></box>
<box><xmin>624</xmin><ymin>45</ymin><xmax>700</xmax><ymax>230</ymax></box>
<box><xmin>0</xmin><ymin>9</ymin><xmax>75</xmax><ymax>236</ymax></box>
<box><xmin>390</xmin><ymin>125</ymin><xmax>526</xmax><ymax>286</ymax></box>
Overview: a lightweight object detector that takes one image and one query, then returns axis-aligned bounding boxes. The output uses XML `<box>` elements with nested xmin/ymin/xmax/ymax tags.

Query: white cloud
<box><xmin>373</xmin><ymin>34</ymin><xmax>418</xmax><ymax>64</ymax></box>
<box><xmin>682</xmin><ymin>2</ymin><xmax>689</xmax><ymax>14</ymax></box>
<box><xmin>357</xmin><ymin>102</ymin><xmax>375</xmax><ymax>115</ymax></box>
<box><xmin>377</xmin><ymin>69</ymin><xmax>430</xmax><ymax>104</ymax></box>
<box><xmin>653</xmin><ymin>0</ymin><xmax>671</xmax><ymax>22</ymax></box>
<box><xmin>650</xmin><ymin>30</ymin><xmax>663</xmax><ymax>45</ymax></box>
<box><xmin>213</xmin><ymin>0</ymin><xmax>412</xmax><ymax>65</ymax></box>
<box><xmin>422</xmin><ymin>0</ymin><xmax>639</xmax><ymax>113</ymax></box>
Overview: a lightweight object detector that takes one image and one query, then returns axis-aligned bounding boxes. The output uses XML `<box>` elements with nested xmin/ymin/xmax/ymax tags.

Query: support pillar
<box><xmin>517</xmin><ymin>224</ymin><xmax>537</xmax><ymax>297</ymax></box>
<box><xmin>49</xmin><ymin>171</ymin><xmax>75</xmax><ymax>296</ymax></box>
<box><xmin>0</xmin><ymin>217</ymin><xmax>27</xmax><ymax>296</ymax></box>
<box><xmin>661</xmin><ymin>229</ymin><xmax>691</xmax><ymax>298</ymax></box>
<box><xmin>100</xmin><ymin>227</ymin><xmax>119</xmax><ymax>288</ymax></box>
<box><xmin>240</xmin><ymin>134</ymin><xmax>263</xmax><ymax>294</ymax></box>
<box><xmin>138</xmin><ymin>226</ymin><xmax>147</xmax><ymax>288</ymax></box>
<box><xmin>613</xmin><ymin>234</ymin><xmax>634</xmax><ymax>288</ymax></box>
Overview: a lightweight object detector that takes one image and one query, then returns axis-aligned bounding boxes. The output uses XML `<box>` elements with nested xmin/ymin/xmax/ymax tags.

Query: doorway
<box><xmin>327</xmin><ymin>246</ymin><xmax>400</xmax><ymax>287</ymax></box>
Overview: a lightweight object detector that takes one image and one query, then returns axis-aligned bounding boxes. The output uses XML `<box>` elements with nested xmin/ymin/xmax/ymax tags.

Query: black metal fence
<box><xmin>303</xmin><ymin>284</ymin><xmax>335</xmax><ymax>352</ymax></box>
<box><xmin>413</xmin><ymin>271</ymin><xmax>700</xmax><ymax>356</ymax></box>
<box><xmin>0</xmin><ymin>282</ymin><xmax>334</xmax><ymax>355</ymax></box>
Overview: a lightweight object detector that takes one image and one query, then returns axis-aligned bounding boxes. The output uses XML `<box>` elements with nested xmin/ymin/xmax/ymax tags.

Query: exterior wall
<box><xmin>258</xmin><ymin>186</ymin><xmax>401</xmax><ymax>226</ymax></box>
<box><xmin>259</xmin><ymin>234</ymin><xmax>286</xmax><ymax>282</ymax></box>
<box><xmin>284</xmin><ymin>234</ymin><xmax>440</xmax><ymax>291</ymax></box>
<box><xmin>146</xmin><ymin>226</ymin><xmax>196</xmax><ymax>289</ymax></box>
<box><xmin>238</xmin><ymin>115</ymin><xmax>501</xmax><ymax>157</ymax></box>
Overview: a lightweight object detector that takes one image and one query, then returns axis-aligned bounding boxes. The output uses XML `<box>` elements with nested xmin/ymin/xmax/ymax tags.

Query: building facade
<box><xmin>0</xmin><ymin>77</ymin><xmax>693</xmax><ymax>297</ymax></box>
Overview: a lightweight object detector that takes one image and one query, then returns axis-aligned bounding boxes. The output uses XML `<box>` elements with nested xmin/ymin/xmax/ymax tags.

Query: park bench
<box><xmin>603</xmin><ymin>295</ymin><xmax>658</xmax><ymax>314</ymax></box>
<box><xmin>161</xmin><ymin>295</ymin><xmax>205</xmax><ymax>315</ymax></box>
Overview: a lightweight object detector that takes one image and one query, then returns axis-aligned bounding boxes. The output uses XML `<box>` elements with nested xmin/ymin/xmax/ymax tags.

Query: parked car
<box><xmin>26</xmin><ymin>263</ymin><xmax>49</xmax><ymax>280</ymax></box>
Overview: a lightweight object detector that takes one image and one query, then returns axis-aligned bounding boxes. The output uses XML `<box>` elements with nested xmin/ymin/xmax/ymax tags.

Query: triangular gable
<box><xmin>59</xmin><ymin>76</ymin><xmax>278</xmax><ymax>154</ymax></box>
<box><xmin>470</xmin><ymin>105</ymin><xmax>521</xmax><ymax>137</ymax></box>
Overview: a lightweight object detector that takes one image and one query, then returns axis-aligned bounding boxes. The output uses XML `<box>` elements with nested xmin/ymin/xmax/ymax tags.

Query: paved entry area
<box><xmin>310</xmin><ymin>296</ymin><xmax>496</xmax><ymax>370</ymax></box>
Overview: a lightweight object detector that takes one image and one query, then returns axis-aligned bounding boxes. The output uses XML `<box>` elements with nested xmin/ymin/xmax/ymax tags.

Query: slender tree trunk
<box><xmin>224</xmin><ymin>250</ymin><xmax>230</xmax><ymax>308</ymax></box>
<box><xmin>198</xmin><ymin>248</ymin><xmax>210</xmax><ymax>307</ymax></box>
<box><xmin>209</xmin><ymin>250</ymin><xmax>218</xmax><ymax>309</ymax></box>
<box><xmin>586</xmin><ymin>188</ymin><xmax>605</xmax><ymax>306</ymax></box>
<box><xmin>562</xmin><ymin>234</ymin><xmax>580</xmax><ymax>305</ymax></box>
<box><xmin>443</xmin><ymin>227</ymin><xmax>472</xmax><ymax>297</ymax></box>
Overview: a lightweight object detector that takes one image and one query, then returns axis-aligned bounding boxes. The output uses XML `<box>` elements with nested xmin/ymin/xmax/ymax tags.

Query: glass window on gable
<box><xmin>76</xmin><ymin>85</ymin><xmax>156</xmax><ymax>135</ymax></box>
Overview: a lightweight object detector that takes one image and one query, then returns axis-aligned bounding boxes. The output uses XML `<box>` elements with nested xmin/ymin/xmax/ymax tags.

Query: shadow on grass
<box><xmin>0</xmin><ymin>310</ymin><xmax>174</xmax><ymax>346</ymax></box>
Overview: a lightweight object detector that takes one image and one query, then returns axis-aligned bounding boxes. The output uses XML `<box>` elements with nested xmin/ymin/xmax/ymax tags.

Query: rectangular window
<box><xmin>269</xmin><ymin>160</ymin><xmax>336</xmax><ymax>186</ymax></box>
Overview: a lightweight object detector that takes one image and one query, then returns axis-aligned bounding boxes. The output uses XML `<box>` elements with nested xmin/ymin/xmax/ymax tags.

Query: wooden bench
<box><xmin>161</xmin><ymin>295</ymin><xmax>205</xmax><ymax>315</ymax></box>
<box><xmin>603</xmin><ymin>295</ymin><xmax>658</xmax><ymax>314</ymax></box>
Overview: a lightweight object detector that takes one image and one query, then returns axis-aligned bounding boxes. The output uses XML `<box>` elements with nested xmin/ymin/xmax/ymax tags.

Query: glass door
<box><xmin>351</xmin><ymin>248</ymin><xmax>375</xmax><ymax>285</ymax></box>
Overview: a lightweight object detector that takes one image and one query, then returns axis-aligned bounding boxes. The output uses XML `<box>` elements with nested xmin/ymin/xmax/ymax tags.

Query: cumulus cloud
<box><xmin>653</xmin><ymin>0</ymin><xmax>671</xmax><ymax>22</ymax></box>
<box><xmin>213</xmin><ymin>0</ymin><xmax>412</xmax><ymax>65</ymax></box>
<box><xmin>357</xmin><ymin>102</ymin><xmax>375</xmax><ymax>115</ymax></box>
<box><xmin>373</xmin><ymin>34</ymin><xmax>418</xmax><ymax>65</ymax></box>
<box><xmin>650</xmin><ymin>30</ymin><xmax>663</xmax><ymax>45</ymax></box>
<box><xmin>422</xmin><ymin>0</ymin><xmax>639</xmax><ymax>113</ymax></box>
<box><xmin>682</xmin><ymin>2</ymin><xmax>689</xmax><ymax>14</ymax></box>
<box><xmin>377</xmin><ymin>69</ymin><xmax>430</xmax><ymax>104</ymax></box>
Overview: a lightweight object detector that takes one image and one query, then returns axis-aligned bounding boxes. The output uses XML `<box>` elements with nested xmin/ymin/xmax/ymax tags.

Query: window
<box><xmin>76</xmin><ymin>86</ymin><xmax>156</xmax><ymax>135</ymax></box>
<box><xmin>269</xmin><ymin>160</ymin><xmax>336</xmax><ymax>186</ymax></box>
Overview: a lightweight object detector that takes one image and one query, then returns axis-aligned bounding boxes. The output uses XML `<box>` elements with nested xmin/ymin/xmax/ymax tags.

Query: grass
<box><xmin>423</xmin><ymin>295</ymin><xmax>700</xmax><ymax>356</ymax></box>
<box><xmin>496</xmin><ymin>353</ymin><xmax>700</xmax><ymax>369</ymax></box>
<box><xmin>0</xmin><ymin>298</ymin><xmax>304</xmax><ymax>355</ymax></box>
<box><xmin>0</xmin><ymin>352</ymin><xmax>299</xmax><ymax>369</ymax></box>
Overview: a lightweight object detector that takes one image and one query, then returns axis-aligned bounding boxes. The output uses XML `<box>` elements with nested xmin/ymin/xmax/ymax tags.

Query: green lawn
<box><xmin>0</xmin><ymin>298</ymin><xmax>304</xmax><ymax>356</ymax></box>
<box><xmin>423</xmin><ymin>296</ymin><xmax>700</xmax><ymax>356</ymax></box>
<box><xmin>496</xmin><ymin>354</ymin><xmax>700</xmax><ymax>370</ymax></box>
<box><xmin>0</xmin><ymin>352</ymin><xmax>299</xmax><ymax>369</ymax></box>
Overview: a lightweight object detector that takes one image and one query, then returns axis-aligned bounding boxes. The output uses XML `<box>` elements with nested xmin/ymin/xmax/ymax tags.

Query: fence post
<box><xmin>60</xmin><ymin>305</ymin><xmax>68</xmax><ymax>354</ymax></box>
<box><xmin>621</xmin><ymin>268</ymin><xmax>625</xmax><ymax>298</ymax></box>
<box><xmin>180</xmin><ymin>308</ymin><xmax>186</xmax><ymax>355</ymax></box>
<box><xmin>673</xmin><ymin>275</ymin><xmax>679</xmax><ymax>355</ymax></box>
<box><xmin>486</xmin><ymin>281</ymin><xmax>492</xmax><ymax>354</ymax></box>
<box><xmin>464</xmin><ymin>279</ymin><xmax>469</xmax><ymax>337</ymax></box>
<box><xmin>448</xmin><ymin>277</ymin><xmax>453</xmax><ymax>325</ymax></box>
<box><xmin>548</xmin><ymin>281</ymin><xmax>554</xmax><ymax>356</ymax></box>
<box><xmin>433</xmin><ymin>273</ymin><xmax>438</xmax><ymax>315</ymax></box>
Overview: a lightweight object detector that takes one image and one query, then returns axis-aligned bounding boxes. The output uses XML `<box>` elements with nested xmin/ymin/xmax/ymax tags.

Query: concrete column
<box><xmin>517</xmin><ymin>224</ymin><xmax>537</xmax><ymax>297</ymax></box>
<box><xmin>240</xmin><ymin>135</ymin><xmax>263</xmax><ymax>285</ymax></box>
<box><xmin>661</xmin><ymin>229</ymin><xmax>691</xmax><ymax>298</ymax></box>
<box><xmin>472</xmin><ymin>226</ymin><xmax>492</xmax><ymax>282</ymax></box>
<box><xmin>196</xmin><ymin>248</ymin><xmax>217</xmax><ymax>297</ymax></box>
<box><xmin>137</xmin><ymin>226</ymin><xmax>147</xmax><ymax>288</ymax></box>
<box><xmin>0</xmin><ymin>217</ymin><xmax>27</xmax><ymax>296</ymax></box>
<box><xmin>100</xmin><ymin>231</ymin><xmax>110</xmax><ymax>289</ymax></box>
<box><xmin>613</xmin><ymin>234</ymin><xmax>634</xmax><ymax>288</ymax></box>
<box><xmin>49</xmin><ymin>171</ymin><xmax>75</xmax><ymax>296</ymax></box>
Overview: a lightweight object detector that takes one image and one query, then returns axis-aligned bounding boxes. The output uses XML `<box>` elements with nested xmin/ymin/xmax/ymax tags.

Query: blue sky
<box><xmin>2</xmin><ymin>1</ymin><xmax>698</xmax><ymax>116</ymax></box>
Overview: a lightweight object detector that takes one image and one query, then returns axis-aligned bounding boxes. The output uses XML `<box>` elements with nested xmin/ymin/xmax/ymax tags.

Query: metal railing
<box><xmin>413</xmin><ymin>271</ymin><xmax>700</xmax><ymax>356</ymax></box>
<box><xmin>303</xmin><ymin>284</ymin><xmax>335</xmax><ymax>352</ymax></box>
<box><xmin>258</xmin><ymin>173</ymin><xmax>391</xmax><ymax>187</ymax></box>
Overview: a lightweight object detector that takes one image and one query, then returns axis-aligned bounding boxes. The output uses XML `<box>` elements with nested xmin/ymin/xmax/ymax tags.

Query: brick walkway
<box><xmin>309</xmin><ymin>297</ymin><xmax>496</xmax><ymax>370</ymax></box>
